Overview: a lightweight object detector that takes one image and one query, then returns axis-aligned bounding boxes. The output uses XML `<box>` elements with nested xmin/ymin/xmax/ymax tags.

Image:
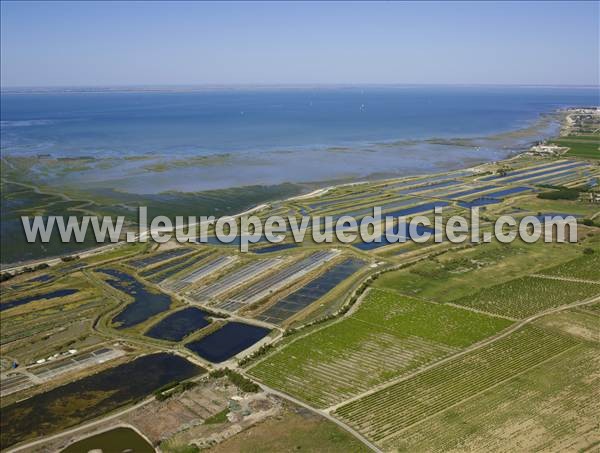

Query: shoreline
<box><xmin>0</xmin><ymin>107</ymin><xmax>582</xmax><ymax>270</ymax></box>
<box><xmin>0</xmin><ymin>146</ymin><xmax>534</xmax><ymax>273</ymax></box>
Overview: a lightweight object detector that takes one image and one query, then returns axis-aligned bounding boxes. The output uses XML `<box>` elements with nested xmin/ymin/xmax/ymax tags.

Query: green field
<box><xmin>387</xmin><ymin>343</ymin><xmax>599</xmax><ymax>452</ymax></box>
<box><xmin>249</xmin><ymin>289</ymin><xmax>511</xmax><ymax>407</ymax></box>
<box><xmin>537</xmin><ymin>251</ymin><xmax>600</xmax><ymax>281</ymax></box>
<box><xmin>451</xmin><ymin>275</ymin><xmax>600</xmax><ymax>319</ymax></box>
<box><xmin>373</xmin><ymin>240</ymin><xmax>583</xmax><ymax>302</ymax></box>
<box><xmin>334</xmin><ymin>327</ymin><xmax>579</xmax><ymax>446</ymax></box>
<box><xmin>550</xmin><ymin>135</ymin><xmax>600</xmax><ymax>159</ymax></box>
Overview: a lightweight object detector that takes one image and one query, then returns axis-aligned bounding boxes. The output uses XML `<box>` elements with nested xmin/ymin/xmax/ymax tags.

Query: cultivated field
<box><xmin>537</xmin><ymin>252</ymin><xmax>600</xmax><ymax>281</ymax></box>
<box><xmin>451</xmin><ymin>275</ymin><xmax>600</xmax><ymax>318</ymax></box>
<box><xmin>248</xmin><ymin>289</ymin><xmax>510</xmax><ymax>407</ymax></box>
<box><xmin>373</xmin><ymin>240</ymin><xmax>585</xmax><ymax>303</ymax></box>
<box><xmin>387</xmin><ymin>343</ymin><xmax>599</xmax><ymax>452</ymax></box>
<box><xmin>334</xmin><ymin>327</ymin><xmax>579</xmax><ymax>446</ymax></box>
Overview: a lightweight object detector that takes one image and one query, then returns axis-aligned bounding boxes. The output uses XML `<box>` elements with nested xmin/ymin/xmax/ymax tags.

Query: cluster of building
<box><xmin>528</xmin><ymin>143</ymin><xmax>569</xmax><ymax>156</ymax></box>
<box><xmin>563</xmin><ymin>107</ymin><xmax>600</xmax><ymax>135</ymax></box>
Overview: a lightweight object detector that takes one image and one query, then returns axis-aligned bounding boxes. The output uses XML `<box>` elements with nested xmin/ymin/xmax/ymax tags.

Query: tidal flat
<box><xmin>2</xmin><ymin>86</ymin><xmax>597</xmax><ymax>265</ymax></box>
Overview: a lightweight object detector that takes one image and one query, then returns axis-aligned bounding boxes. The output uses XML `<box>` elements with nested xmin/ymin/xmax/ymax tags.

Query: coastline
<box><xmin>0</xmin><ymin>106</ymin><xmax>586</xmax><ymax>268</ymax></box>
<box><xmin>0</xmin><ymin>143</ymin><xmax>538</xmax><ymax>272</ymax></box>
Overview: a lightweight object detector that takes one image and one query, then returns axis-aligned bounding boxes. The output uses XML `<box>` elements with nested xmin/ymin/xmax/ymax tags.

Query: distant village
<box><xmin>528</xmin><ymin>107</ymin><xmax>599</xmax><ymax>157</ymax></box>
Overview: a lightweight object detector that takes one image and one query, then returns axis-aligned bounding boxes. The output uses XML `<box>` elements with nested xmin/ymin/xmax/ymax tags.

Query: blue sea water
<box><xmin>2</xmin><ymin>86</ymin><xmax>597</xmax><ymax>156</ymax></box>
<box><xmin>1</xmin><ymin>86</ymin><xmax>597</xmax><ymax>192</ymax></box>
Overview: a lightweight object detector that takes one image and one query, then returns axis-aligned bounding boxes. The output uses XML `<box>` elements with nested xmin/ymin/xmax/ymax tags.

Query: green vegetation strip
<box><xmin>550</xmin><ymin>136</ymin><xmax>599</xmax><ymax>159</ymax></box>
<box><xmin>334</xmin><ymin>327</ymin><xmax>579</xmax><ymax>444</ymax></box>
<box><xmin>537</xmin><ymin>251</ymin><xmax>600</xmax><ymax>281</ymax></box>
<box><xmin>204</xmin><ymin>408</ymin><xmax>229</xmax><ymax>425</ymax></box>
<box><xmin>249</xmin><ymin>290</ymin><xmax>510</xmax><ymax>407</ymax></box>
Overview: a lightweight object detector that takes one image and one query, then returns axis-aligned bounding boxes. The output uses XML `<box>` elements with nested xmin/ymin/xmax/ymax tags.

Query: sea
<box><xmin>1</xmin><ymin>85</ymin><xmax>598</xmax><ymax>192</ymax></box>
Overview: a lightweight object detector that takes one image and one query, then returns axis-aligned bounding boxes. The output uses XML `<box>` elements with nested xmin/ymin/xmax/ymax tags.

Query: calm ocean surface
<box><xmin>2</xmin><ymin>86</ymin><xmax>597</xmax><ymax>156</ymax></box>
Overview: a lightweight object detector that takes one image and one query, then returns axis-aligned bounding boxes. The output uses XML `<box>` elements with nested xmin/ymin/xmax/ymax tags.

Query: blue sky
<box><xmin>1</xmin><ymin>1</ymin><xmax>598</xmax><ymax>87</ymax></box>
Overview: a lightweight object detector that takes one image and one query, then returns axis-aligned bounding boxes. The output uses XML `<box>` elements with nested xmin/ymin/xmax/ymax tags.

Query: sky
<box><xmin>1</xmin><ymin>1</ymin><xmax>598</xmax><ymax>87</ymax></box>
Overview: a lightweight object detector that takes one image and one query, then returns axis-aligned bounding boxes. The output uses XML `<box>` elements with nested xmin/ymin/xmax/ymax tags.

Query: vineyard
<box><xmin>451</xmin><ymin>276</ymin><xmax>600</xmax><ymax>318</ymax></box>
<box><xmin>248</xmin><ymin>289</ymin><xmax>510</xmax><ymax>407</ymax></box>
<box><xmin>334</xmin><ymin>327</ymin><xmax>579</xmax><ymax>446</ymax></box>
<box><xmin>384</xmin><ymin>344</ymin><xmax>599</xmax><ymax>452</ymax></box>
<box><xmin>537</xmin><ymin>252</ymin><xmax>600</xmax><ymax>281</ymax></box>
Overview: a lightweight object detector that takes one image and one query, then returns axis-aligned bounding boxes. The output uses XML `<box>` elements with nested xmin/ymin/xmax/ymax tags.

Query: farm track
<box><xmin>254</xmin><ymin>382</ymin><xmax>383</xmax><ymax>453</ymax></box>
<box><xmin>325</xmin><ymin>293</ymin><xmax>600</xmax><ymax>413</ymax></box>
<box><xmin>334</xmin><ymin>328</ymin><xmax>578</xmax><ymax>442</ymax></box>
<box><xmin>531</xmin><ymin>274</ymin><xmax>600</xmax><ymax>284</ymax></box>
<box><xmin>376</xmin><ymin>343</ymin><xmax>586</xmax><ymax>448</ymax></box>
<box><xmin>5</xmin><ymin>157</ymin><xmax>599</xmax><ymax>452</ymax></box>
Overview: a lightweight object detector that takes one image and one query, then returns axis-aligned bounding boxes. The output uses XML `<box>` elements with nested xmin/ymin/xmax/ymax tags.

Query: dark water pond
<box><xmin>458</xmin><ymin>186</ymin><xmax>532</xmax><ymax>209</ymax></box>
<box><xmin>97</xmin><ymin>268</ymin><xmax>172</xmax><ymax>329</ymax></box>
<box><xmin>0</xmin><ymin>353</ymin><xmax>203</xmax><ymax>449</ymax></box>
<box><xmin>483</xmin><ymin>186</ymin><xmax>532</xmax><ymax>198</ymax></box>
<box><xmin>201</xmin><ymin>235</ymin><xmax>269</xmax><ymax>246</ymax></box>
<box><xmin>444</xmin><ymin>184</ymin><xmax>498</xmax><ymax>199</ymax></box>
<box><xmin>398</xmin><ymin>179</ymin><xmax>461</xmax><ymax>195</ymax></box>
<box><xmin>145</xmin><ymin>307</ymin><xmax>211</xmax><ymax>342</ymax></box>
<box><xmin>252</xmin><ymin>243</ymin><xmax>298</xmax><ymax>254</ymax></box>
<box><xmin>503</xmin><ymin>162</ymin><xmax>587</xmax><ymax>183</ymax></box>
<box><xmin>139</xmin><ymin>251</ymin><xmax>210</xmax><ymax>281</ymax></box>
<box><xmin>458</xmin><ymin>197</ymin><xmax>502</xmax><ymax>208</ymax></box>
<box><xmin>126</xmin><ymin>247</ymin><xmax>194</xmax><ymax>269</ymax></box>
<box><xmin>61</xmin><ymin>427</ymin><xmax>154</xmax><ymax>453</ymax></box>
<box><xmin>384</xmin><ymin>200</ymin><xmax>449</xmax><ymax>218</ymax></box>
<box><xmin>26</xmin><ymin>274</ymin><xmax>54</xmax><ymax>283</ymax></box>
<box><xmin>256</xmin><ymin>258</ymin><xmax>365</xmax><ymax>324</ymax></box>
<box><xmin>1</xmin><ymin>288</ymin><xmax>78</xmax><ymax>311</ymax></box>
<box><xmin>185</xmin><ymin>322</ymin><xmax>270</xmax><ymax>363</ymax></box>
<box><xmin>354</xmin><ymin>223</ymin><xmax>437</xmax><ymax>250</ymax></box>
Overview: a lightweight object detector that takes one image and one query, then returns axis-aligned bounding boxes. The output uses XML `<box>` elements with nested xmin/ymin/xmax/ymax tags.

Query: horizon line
<box><xmin>2</xmin><ymin>82</ymin><xmax>599</xmax><ymax>93</ymax></box>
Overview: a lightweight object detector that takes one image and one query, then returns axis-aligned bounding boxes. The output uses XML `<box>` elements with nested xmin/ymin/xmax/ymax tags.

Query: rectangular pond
<box><xmin>145</xmin><ymin>307</ymin><xmax>212</xmax><ymax>342</ymax></box>
<box><xmin>353</xmin><ymin>223</ymin><xmax>437</xmax><ymax>250</ymax></box>
<box><xmin>256</xmin><ymin>258</ymin><xmax>365</xmax><ymax>324</ymax></box>
<box><xmin>443</xmin><ymin>184</ymin><xmax>498</xmax><ymax>199</ymax></box>
<box><xmin>185</xmin><ymin>322</ymin><xmax>270</xmax><ymax>363</ymax></box>
<box><xmin>139</xmin><ymin>251</ymin><xmax>211</xmax><ymax>282</ymax></box>
<box><xmin>189</xmin><ymin>258</ymin><xmax>283</xmax><ymax>301</ymax></box>
<box><xmin>479</xmin><ymin>160</ymin><xmax>571</xmax><ymax>181</ymax></box>
<box><xmin>252</xmin><ymin>243</ymin><xmax>299</xmax><ymax>254</ymax></box>
<box><xmin>383</xmin><ymin>200</ymin><xmax>450</xmax><ymax>218</ymax></box>
<box><xmin>458</xmin><ymin>186</ymin><xmax>532</xmax><ymax>209</ymax></box>
<box><xmin>97</xmin><ymin>268</ymin><xmax>172</xmax><ymax>329</ymax></box>
<box><xmin>125</xmin><ymin>247</ymin><xmax>195</xmax><ymax>269</ymax></box>
<box><xmin>502</xmin><ymin>162</ymin><xmax>587</xmax><ymax>183</ymax></box>
<box><xmin>1</xmin><ymin>288</ymin><xmax>78</xmax><ymax>312</ymax></box>
<box><xmin>221</xmin><ymin>250</ymin><xmax>338</xmax><ymax>310</ymax></box>
<box><xmin>171</xmin><ymin>255</ymin><xmax>236</xmax><ymax>289</ymax></box>
<box><xmin>534</xmin><ymin>170</ymin><xmax>581</xmax><ymax>186</ymax></box>
<box><xmin>0</xmin><ymin>353</ymin><xmax>203</xmax><ymax>449</ymax></box>
<box><xmin>397</xmin><ymin>179</ymin><xmax>461</xmax><ymax>195</ymax></box>
<box><xmin>482</xmin><ymin>186</ymin><xmax>533</xmax><ymax>198</ymax></box>
<box><xmin>307</xmin><ymin>192</ymin><xmax>377</xmax><ymax>210</ymax></box>
<box><xmin>331</xmin><ymin>197</ymin><xmax>419</xmax><ymax>220</ymax></box>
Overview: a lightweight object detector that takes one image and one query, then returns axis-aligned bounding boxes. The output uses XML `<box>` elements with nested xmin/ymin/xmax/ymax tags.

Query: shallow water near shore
<box><xmin>2</xmin><ymin>86</ymin><xmax>597</xmax><ymax>193</ymax></box>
